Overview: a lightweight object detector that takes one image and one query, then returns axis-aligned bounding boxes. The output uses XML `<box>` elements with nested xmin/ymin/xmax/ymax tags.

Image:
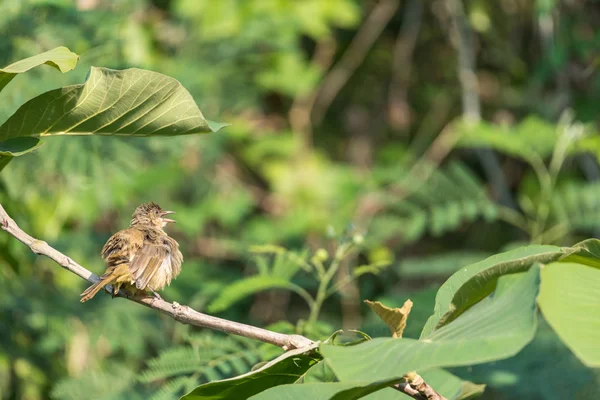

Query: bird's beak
<box><xmin>161</xmin><ymin>210</ymin><xmax>176</xmax><ymax>223</ymax></box>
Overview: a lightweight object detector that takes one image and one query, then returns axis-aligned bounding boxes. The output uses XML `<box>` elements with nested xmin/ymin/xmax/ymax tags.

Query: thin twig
<box><xmin>0</xmin><ymin>203</ymin><xmax>313</xmax><ymax>351</ymax></box>
<box><xmin>311</xmin><ymin>0</ymin><xmax>400</xmax><ymax>125</ymax></box>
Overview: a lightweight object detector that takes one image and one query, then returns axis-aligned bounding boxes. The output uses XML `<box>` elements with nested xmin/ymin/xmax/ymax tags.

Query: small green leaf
<box><xmin>0</xmin><ymin>46</ymin><xmax>79</xmax><ymax>93</ymax></box>
<box><xmin>539</xmin><ymin>262</ymin><xmax>600</xmax><ymax>367</ymax></box>
<box><xmin>364</xmin><ymin>299</ymin><xmax>413</xmax><ymax>338</ymax></box>
<box><xmin>181</xmin><ymin>344</ymin><xmax>320</xmax><ymax>400</ymax></box>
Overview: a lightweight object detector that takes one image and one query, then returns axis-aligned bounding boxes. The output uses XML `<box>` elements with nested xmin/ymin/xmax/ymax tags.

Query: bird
<box><xmin>80</xmin><ymin>202</ymin><xmax>183</xmax><ymax>302</ymax></box>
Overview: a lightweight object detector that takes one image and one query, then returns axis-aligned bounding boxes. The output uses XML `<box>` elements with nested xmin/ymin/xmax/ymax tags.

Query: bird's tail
<box><xmin>80</xmin><ymin>275</ymin><xmax>114</xmax><ymax>303</ymax></box>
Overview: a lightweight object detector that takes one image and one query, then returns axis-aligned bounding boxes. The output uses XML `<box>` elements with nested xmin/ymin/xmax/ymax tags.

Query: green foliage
<box><xmin>51</xmin><ymin>364</ymin><xmax>137</xmax><ymax>400</ymax></box>
<box><xmin>142</xmin><ymin>334</ymin><xmax>264</xmax><ymax>387</ymax></box>
<box><xmin>181</xmin><ymin>343</ymin><xmax>321</xmax><ymax>400</ymax></box>
<box><xmin>209</xmin><ymin>237</ymin><xmax>389</xmax><ymax>333</ymax></box>
<box><xmin>251</xmin><ymin>368</ymin><xmax>483</xmax><ymax>400</ymax></box>
<box><xmin>421</xmin><ymin>245</ymin><xmax>562</xmax><ymax>336</ymax></box>
<box><xmin>1</xmin><ymin>1</ymin><xmax>599</xmax><ymax>399</ymax></box>
<box><xmin>538</xmin><ymin>262</ymin><xmax>600</xmax><ymax>367</ymax></box>
<box><xmin>0</xmin><ymin>65</ymin><xmax>224</xmax><ymax>160</ymax></box>
<box><xmin>550</xmin><ymin>180</ymin><xmax>600</xmax><ymax>233</ymax></box>
<box><xmin>397</xmin><ymin>251</ymin><xmax>492</xmax><ymax>279</ymax></box>
<box><xmin>457</xmin><ymin>116</ymin><xmax>599</xmax><ymax>164</ymax></box>
<box><xmin>322</xmin><ymin>267</ymin><xmax>541</xmax><ymax>383</ymax></box>
<box><xmin>0</xmin><ymin>46</ymin><xmax>78</xmax><ymax>93</ymax></box>
<box><xmin>456</xmin><ymin>117</ymin><xmax>560</xmax><ymax>162</ymax></box>
<box><xmin>370</xmin><ymin>162</ymin><xmax>498</xmax><ymax>245</ymax></box>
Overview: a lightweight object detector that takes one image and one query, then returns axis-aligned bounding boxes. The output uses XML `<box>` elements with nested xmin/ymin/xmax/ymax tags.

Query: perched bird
<box><xmin>80</xmin><ymin>202</ymin><xmax>183</xmax><ymax>302</ymax></box>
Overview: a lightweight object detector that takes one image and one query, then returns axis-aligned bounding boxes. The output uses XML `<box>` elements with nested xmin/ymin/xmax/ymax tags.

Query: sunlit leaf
<box><xmin>0</xmin><ymin>67</ymin><xmax>224</xmax><ymax>157</ymax></box>
<box><xmin>539</xmin><ymin>262</ymin><xmax>600</xmax><ymax>367</ymax></box>
<box><xmin>0</xmin><ymin>46</ymin><xmax>78</xmax><ymax>93</ymax></box>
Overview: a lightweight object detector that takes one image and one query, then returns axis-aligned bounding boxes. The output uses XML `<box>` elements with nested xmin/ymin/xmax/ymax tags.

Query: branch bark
<box><xmin>397</xmin><ymin>372</ymin><xmax>448</xmax><ymax>400</ymax></box>
<box><xmin>0</xmin><ymin>203</ymin><xmax>313</xmax><ymax>351</ymax></box>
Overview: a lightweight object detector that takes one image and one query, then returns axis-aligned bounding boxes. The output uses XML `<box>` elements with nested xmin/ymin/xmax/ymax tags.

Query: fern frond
<box><xmin>148</xmin><ymin>376</ymin><xmax>199</xmax><ymax>400</ymax></box>
<box><xmin>371</xmin><ymin>162</ymin><xmax>497</xmax><ymax>244</ymax></box>
<box><xmin>140</xmin><ymin>334</ymin><xmax>261</xmax><ymax>384</ymax></box>
<box><xmin>51</xmin><ymin>364</ymin><xmax>135</xmax><ymax>400</ymax></box>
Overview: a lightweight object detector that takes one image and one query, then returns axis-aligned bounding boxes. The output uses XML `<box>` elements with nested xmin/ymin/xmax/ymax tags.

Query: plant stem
<box><xmin>307</xmin><ymin>243</ymin><xmax>350</xmax><ymax>324</ymax></box>
<box><xmin>496</xmin><ymin>205</ymin><xmax>531</xmax><ymax>234</ymax></box>
<box><xmin>531</xmin><ymin>127</ymin><xmax>571</xmax><ymax>243</ymax></box>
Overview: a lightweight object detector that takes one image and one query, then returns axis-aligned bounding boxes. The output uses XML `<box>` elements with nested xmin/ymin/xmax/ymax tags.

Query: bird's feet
<box><xmin>148</xmin><ymin>287</ymin><xmax>163</xmax><ymax>301</ymax></box>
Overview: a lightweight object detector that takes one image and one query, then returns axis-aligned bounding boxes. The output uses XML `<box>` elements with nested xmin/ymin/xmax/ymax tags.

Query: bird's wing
<box><xmin>101</xmin><ymin>228</ymin><xmax>144</xmax><ymax>265</ymax></box>
<box><xmin>129</xmin><ymin>241</ymin><xmax>167</xmax><ymax>290</ymax></box>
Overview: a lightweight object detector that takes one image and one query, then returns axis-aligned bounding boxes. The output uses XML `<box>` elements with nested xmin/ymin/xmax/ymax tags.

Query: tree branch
<box><xmin>396</xmin><ymin>372</ymin><xmax>448</xmax><ymax>400</ymax></box>
<box><xmin>0</xmin><ymin>203</ymin><xmax>313</xmax><ymax>351</ymax></box>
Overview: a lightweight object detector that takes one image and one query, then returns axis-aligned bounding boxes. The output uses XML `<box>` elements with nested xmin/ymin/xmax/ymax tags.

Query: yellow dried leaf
<box><xmin>364</xmin><ymin>299</ymin><xmax>413</xmax><ymax>338</ymax></box>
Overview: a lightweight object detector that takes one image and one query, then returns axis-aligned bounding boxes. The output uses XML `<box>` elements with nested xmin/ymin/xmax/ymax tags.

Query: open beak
<box><xmin>161</xmin><ymin>210</ymin><xmax>176</xmax><ymax>223</ymax></box>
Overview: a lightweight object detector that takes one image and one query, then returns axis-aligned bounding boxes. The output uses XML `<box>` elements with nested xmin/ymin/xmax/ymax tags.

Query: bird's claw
<box><xmin>148</xmin><ymin>287</ymin><xmax>163</xmax><ymax>301</ymax></box>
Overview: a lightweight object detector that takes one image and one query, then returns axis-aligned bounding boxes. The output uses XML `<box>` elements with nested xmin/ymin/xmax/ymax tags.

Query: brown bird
<box><xmin>80</xmin><ymin>202</ymin><xmax>183</xmax><ymax>302</ymax></box>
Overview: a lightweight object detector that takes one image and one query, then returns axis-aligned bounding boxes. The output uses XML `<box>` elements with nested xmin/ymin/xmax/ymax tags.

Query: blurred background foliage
<box><xmin>0</xmin><ymin>0</ymin><xmax>599</xmax><ymax>399</ymax></box>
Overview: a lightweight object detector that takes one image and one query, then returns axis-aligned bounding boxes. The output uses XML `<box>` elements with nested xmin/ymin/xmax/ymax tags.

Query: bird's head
<box><xmin>130</xmin><ymin>202</ymin><xmax>176</xmax><ymax>229</ymax></box>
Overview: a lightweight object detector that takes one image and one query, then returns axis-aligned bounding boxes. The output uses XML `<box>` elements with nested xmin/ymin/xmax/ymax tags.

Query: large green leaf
<box><xmin>322</xmin><ymin>267</ymin><xmax>540</xmax><ymax>384</ymax></box>
<box><xmin>181</xmin><ymin>343</ymin><xmax>320</xmax><ymax>400</ymax></box>
<box><xmin>421</xmin><ymin>245</ymin><xmax>562</xmax><ymax>337</ymax></box>
<box><xmin>250</xmin><ymin>368</ymin><xmax>482</xmax><ymax>400</ymax></box>
<box><xmin>248</xmin><ymin>378</ymin><xmax>402</xmax><ymax>400</ymax></box>
<box><xmin>539</xmin><ymin>262</ymin><xmax>600</xmax><ymax>367</ymax></box>
<box><xmin>0</xmin><ymin>46</ymin><xmax>79</xmax><ymax>93</ymax></box>
<box><xmin>207</xmin><ymin>276</ymin><xmax>310</xmax><ymax>313</ymax></box>
<box><xmin>0</xmin><ymin>67</ymin><xmax>224</xmax><ymax>158</ymax></box>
